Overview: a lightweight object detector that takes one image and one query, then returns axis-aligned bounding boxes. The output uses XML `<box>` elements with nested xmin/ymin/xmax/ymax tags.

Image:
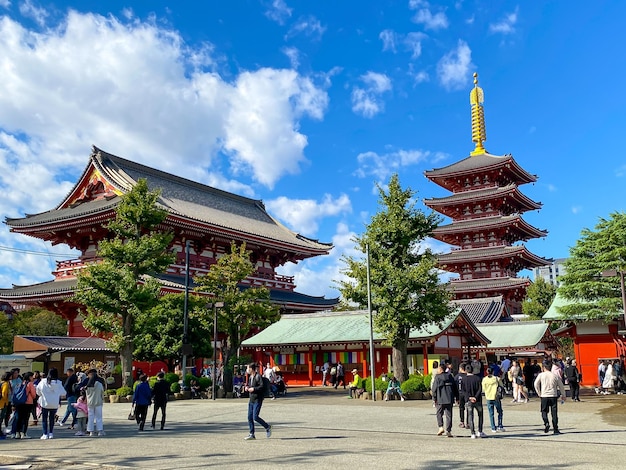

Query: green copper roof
<box><xmin>543</xmin><ymin>291</ymin><xmax>618</xmax><ymax>321</ymax></box>
<box><xmin>476</xmin><ymin>321</ymin><xmax>551</xmax><ymax>349</ymax></box>
<box><xmin>242</xmin><ymin>309</ymin><xmax>466</xmax><ymax>347</ymax></box>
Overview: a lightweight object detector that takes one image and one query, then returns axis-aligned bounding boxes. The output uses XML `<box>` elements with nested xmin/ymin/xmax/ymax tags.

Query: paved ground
<box><xmin>1</xmin><ymin>387</ymin><xmax>625</xmax><ymax>469</ymax></box>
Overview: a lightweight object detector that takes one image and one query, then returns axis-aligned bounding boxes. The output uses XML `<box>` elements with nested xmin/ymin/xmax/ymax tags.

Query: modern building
<box><xmin>0</xmin><ymin>147</ymin><xmax>339</xmax><ymax>336</ymax></box>
<box><xmin>533</xmin><ymin>258</ymin><xmax>568</xmax><ymax>286</ymax></box>
<box><xmin>424</xmin><ymin>73</ymin><xmax>548</xmax><ymax>317</ymax></box>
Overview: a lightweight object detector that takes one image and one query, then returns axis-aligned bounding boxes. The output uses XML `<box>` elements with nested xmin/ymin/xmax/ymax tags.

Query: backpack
<box><xmin>13</xmin><ymin>382</ymin><xmax>28</xmax><ymax>405</ymax></box>
<box><xmin>261</xmin><ymin>376</ymin><xmax>271</xmax><ymax>398</ymax></box>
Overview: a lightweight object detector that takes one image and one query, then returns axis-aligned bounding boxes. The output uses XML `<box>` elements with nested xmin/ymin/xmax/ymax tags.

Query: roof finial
<box><xmin>469</xmin><ymin>72</ymin><xmax>487</xmax><ymax>156</ymax></box>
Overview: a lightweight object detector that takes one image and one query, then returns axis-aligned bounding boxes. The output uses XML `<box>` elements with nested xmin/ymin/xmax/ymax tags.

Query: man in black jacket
<box><xmin>151</xmin><ymin>372</ymin><xmax>169</xmax><ymax>430</ymax></box>
<box><xmin>244</xmin><ymin>363</ymin><xmax>272</xmax><ymax>440</ymax></box>
<box><xmin>58</xmin><ymin>368</ymin><xmax>78</xmax><ymax>429</ymax></box>
<box><xmin>432</xmin><ymin>364</ymin><xmax>458</xmax><ymax>437</ymax></box>
<box><xmin>461</xmin><ymin>364</ymin><xmax>485</xmax><ymax>438</ymax></box>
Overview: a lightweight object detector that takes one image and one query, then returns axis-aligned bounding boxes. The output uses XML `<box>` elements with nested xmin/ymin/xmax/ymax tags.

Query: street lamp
<box><xmin>601</xmin><ymin>269</ymin><xmax>626</xmax><ymax>333</ymax></box>
<box><xmin>208</xmin><ymin>301</ymin><xmax>224</xmax><ymax>400</ymax></box>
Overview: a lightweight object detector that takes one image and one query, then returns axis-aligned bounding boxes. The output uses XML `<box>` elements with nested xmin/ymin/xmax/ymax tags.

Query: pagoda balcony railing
<box><xmin>53</xmin><ymin>259</ymin><xmax>88</xmax><ymax>278</ymax></box>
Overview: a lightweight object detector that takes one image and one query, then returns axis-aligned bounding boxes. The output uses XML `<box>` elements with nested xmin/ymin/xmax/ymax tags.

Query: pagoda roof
<box><xmin>424</xmin><ymin>153</ymin><xmax>537</xmax><ymax>188</ymax></box>
<box><xmin>424</xmin><ymin>184</ymin><xmax>542</xmax><ymax>214</ymax></box>
<box><xmin>448</xmin><ymin>277</ymin><xmax>530</xmax><ymax>294</ymax></box>
<box><xmin>5</xmin><ymin>147</ymin><xmax>331</xmax><ymax>256</ymax></box>
<box><xmin>438</xmin><ymin>245</ymin><xmax>549</xmax><ymax>268</ymax></box>
<box><xmin>241</xmin><ymin>308</ymin><xmax>490</xmax><ymax>347</ymax></box>
<box><xmin>432</xmin><ymin>215</ymin><xmax>547</xmax><ymax>244</ymax></box>
<box><xmin>452</xmin><ymin>296</ymin><xmax>506</xmax><ymax>324</ymax></box>
<box><xmin>0</xmin><ymin>275</ymin><xmax>339</xmax><ymax>311</ymax></box>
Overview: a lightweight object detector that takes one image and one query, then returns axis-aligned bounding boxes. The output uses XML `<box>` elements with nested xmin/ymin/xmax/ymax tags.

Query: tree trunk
<box><xmin>121</xmin><ymin>313</ymin><xmax>134</xmax><ymax>387</ymax></box>
<box><xmin>392</xmin><ymin>336</ymin><xmax>409</xmax><ymax>383</ymax></box>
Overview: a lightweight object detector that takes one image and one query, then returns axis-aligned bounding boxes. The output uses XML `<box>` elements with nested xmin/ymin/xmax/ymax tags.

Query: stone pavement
<box><xmin>1</xmin><ymin>387</ymin><xmax>625</xmax><ymax>469</ymax></box>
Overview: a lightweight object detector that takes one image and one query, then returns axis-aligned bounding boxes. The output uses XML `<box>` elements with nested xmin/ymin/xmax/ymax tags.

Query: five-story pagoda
<box><xmin>424</xmin><ymin>73</ymin><xmax>548</xmax><ymax>317</ymax></box>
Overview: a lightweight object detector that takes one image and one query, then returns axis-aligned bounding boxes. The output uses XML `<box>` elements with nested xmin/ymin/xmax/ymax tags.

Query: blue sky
<box><xmin>0</xmin><ymin>1</ymin><xmax>625</xmax><ymax>300</ymax></box>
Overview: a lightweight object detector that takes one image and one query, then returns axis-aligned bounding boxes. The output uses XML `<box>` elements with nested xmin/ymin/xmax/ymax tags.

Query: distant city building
<box><xmin>533</xmin><ymin>258</ymin><xmax>568</xmax><ymax>286</ymax></box>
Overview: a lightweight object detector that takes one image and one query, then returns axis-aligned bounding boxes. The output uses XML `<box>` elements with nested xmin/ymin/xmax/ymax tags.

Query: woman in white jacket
<box><xmin>85</xmin><ymin>368</ymin><xmax>106</xmax><ymax>436</ymax></box>
<box><xmin>35</xmin><ymin>368</ymin><xmax>66</xmax><ymax>440</ymax></box>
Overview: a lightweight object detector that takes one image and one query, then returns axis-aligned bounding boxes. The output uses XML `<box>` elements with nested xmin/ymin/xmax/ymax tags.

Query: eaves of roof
<box><xmin>424</xmin><ymin>153</ymin><xmax>537</xmax><ymax>183</ymax></box>
<box><xmin>475</xmin><ymin>321</ymin><xmax>551</xmax><ymax>350</ymax></box>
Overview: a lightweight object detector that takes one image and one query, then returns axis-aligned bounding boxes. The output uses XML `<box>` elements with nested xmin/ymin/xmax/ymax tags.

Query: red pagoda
<box><xmin>0</xmin><ymin>147</ymin><xmax>338</xmax><ymax>336</ymax></box>
<box><xmin>424</xmin><ymin>73</ymin><xmax>548</xmax><ymax>318</ymax></box>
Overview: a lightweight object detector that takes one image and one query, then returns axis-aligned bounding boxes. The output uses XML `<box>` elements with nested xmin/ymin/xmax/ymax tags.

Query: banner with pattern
<box><xmin>321</xmin><ymin>351</ymin><xmax>362</xmax><ymax>364</ymax></box>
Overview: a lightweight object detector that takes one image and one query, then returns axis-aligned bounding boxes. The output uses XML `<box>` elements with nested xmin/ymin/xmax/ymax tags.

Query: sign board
<box><xmin>0</xmin><ymin>355</ymin><xmax>33</xmax><ymax>372</ymax></box>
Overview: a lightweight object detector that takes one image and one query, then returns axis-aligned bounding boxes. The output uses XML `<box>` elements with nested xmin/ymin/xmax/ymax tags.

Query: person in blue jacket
<box><xmin>132</xmin><ymin>375</ymin><xmax>152</xmax><ymax>431</ymax></box>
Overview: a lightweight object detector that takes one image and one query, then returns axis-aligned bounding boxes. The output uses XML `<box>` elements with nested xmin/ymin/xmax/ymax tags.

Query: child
<box><xmin>72</xmin><ymin>390</ymin><xmax>88</xmax><ymax>436</ymax></box>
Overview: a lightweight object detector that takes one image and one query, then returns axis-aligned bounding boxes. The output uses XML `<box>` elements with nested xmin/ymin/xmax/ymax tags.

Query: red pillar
<box><xmin>308</xmin><ymin>347</ymin><xmax>313</xmax><ymax>386</ymax></box>
<box><xmin>423</xmin><ymin>344</ymin><xmax>429</xmax><ymax>375</ymax></box>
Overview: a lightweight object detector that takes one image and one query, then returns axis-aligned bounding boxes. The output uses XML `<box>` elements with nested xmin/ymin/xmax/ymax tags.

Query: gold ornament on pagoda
<box><xmin>470</xmin><ymin>72</ymin><xmax>487</xmax><ymax>156</ymax></box>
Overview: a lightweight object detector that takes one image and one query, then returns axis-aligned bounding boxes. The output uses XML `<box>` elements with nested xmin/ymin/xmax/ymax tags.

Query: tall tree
<box><xmin>74</xmin><ymin>179</ymin><xmax>175</xmax><ymax>386</ymax></box>
<box><xmin>0</xmin><ymin>307</ymin><xmax>67</xmax><ymax>354</ymax></box>
<box><xmin>194</xmin><ymin>242</ymin><xmax>279</xmax><ymax>391</ymax></box>
<box><xmin>522</xmin><ymin>277</ymin><xmax>557</xmax><ymax>320</ymax></box>
<box><xmin>134</xmin><ymin>293</ymin><xmax>213</xmax><ymax>369</ymax></box>
<box><xmin>558</xmin><ymin>212</ymin><xmax>626</xmax><ymax>319</ymax></box>
<box><xmin>338</xmin><ymin>174</ymin><xmax>452</xmax><ymax>382</ymax></box>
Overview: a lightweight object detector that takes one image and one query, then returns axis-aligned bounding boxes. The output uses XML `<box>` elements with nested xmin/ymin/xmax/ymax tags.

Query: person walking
<box><xmin>432</xmin><ymin>363</ymin><xmax>458</xmax><ymax>438</ymax></box>
<box><xmin>35</xmin><ymin>368</ymin><xmax>66</xmax><ymax>440</ymax></box>
<box><xmin>482</xmin><ymin>367</ymin><xmax>505</xmax><ymax>433</ymax></box>
<box><xmin>244</xmin><ymin>363</ymin><xmax>271</xmax><ymax>440</ymax></box>
<box><xmin>534</xmin><ymin>360</ymin><xmax>566</xmax><ymax>435</ymax></box>
<box><xmin>151</xmin><ymin>372</ymin><xmax>169</xmax><ymax>430</ymax></box>
<box><xmin>133</xmin><ymin>374</ymin><xmax>152</xmax><ymax>431</ymax></box>
<box><xmin>462</xmin><ymin>364</ymin><xmax>485</xmax><ymax>438</ymax></box>
<box><xmin>14</xmin><ymin>372</ymin><xmax>36</xmax><ymax>439</ymax></box>
<box><xmin>564</xmin><ymin>359</ymin><xmax>581</xmax><ymax>402</ymax></box>
<box><xmin>85</xmin><ymin>369</ymin><xmax>106</xmax><ymax>437</ymax></box>
<box><xmin>58</xmin><ymin>368</ymin><xmax>78</xmax><ymax>430</ymax></box>
<box><xmin>455</xmin><ymin>363</ymin><xmax>468</xmax><ymax>429</ymax></box>
<box><xmin>321</xmin><ymin>361</ymin><xmax>330</xmax><ymax>387</ymax></box>
<box><xmin>0</xmin><ymin>372</ymin><xmax>11</xmax><ymax>438</ymax></box>
<box><xmin>335</xmin><ymin>362</ymin><xmax>345</xmax><ymax>389</ymax></box>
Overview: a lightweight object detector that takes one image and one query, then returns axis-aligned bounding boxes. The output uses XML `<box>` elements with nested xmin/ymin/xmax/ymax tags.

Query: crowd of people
<box><xmin>596</xmin><ymin>358</ymin><xmax>625</xmax><ymax>395</ymax></box>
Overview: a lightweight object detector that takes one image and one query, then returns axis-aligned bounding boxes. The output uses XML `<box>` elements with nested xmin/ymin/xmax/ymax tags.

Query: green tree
<box><xmin>73</xmin><ymin>179</ymin><xmax>175</xmax><ymax>386</ymax></box>
<box><xmin>338</xmin><ymin>174</ymin><xmax>452</xmax><ymax>382</ymax></box>
<box><xmin>194</xmin><ymin>242</ymin><xmax>279</xmax><ymax>391</ymax></box>
<box><xmin>522</xmin><ymin>277</ymin><xmax>557</xmax><ymax>320</ymax></box>
<box><xmin>558</xmin><ymin>212</ymin><xmax>626</xmax><ymax>319</ymax></box>
<box><xmin>0</xmin><ymin>307</ymin><xmax>66</xmax><ymax>354</ymax></box>
<box><xmin>134</xmin><ymin>293</ymin><xmax>213</xmax><ymax>367</ymax></box>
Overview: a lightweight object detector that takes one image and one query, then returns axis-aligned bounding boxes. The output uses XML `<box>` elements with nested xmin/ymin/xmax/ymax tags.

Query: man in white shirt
<box><xmin>534</xmin><ymin>360</ymin><xmax>566</xmax><ymax>435</ymax></box>
<box><xmin>263</xmin><ymin>364</ymin><xmax>276</xmax><ymax>399</ymax></box>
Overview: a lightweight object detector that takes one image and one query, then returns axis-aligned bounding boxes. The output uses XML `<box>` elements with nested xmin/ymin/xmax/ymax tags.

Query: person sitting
<box><xmin>189</xmin><ymin>379</ymin><xmax>202</xmax><ymax>399</ymax></box>
<box><xmin>385</xmin><ymin>376</ymin><xmax>405</xmax><ymax>401</ymax></box>
<box><xmin>233</xmin><ymin>373</ymin><xmax>244</xmax><ymax>398</ymax></box>
<box><xmin>348</xmin><ymin>369</ymin><xmax>362</xmax><ymax>399</ymax></box>
<box><xmin>275</xmin><ymin>373</ymin><xmax>287</xmax><ymax>396</ymax></box>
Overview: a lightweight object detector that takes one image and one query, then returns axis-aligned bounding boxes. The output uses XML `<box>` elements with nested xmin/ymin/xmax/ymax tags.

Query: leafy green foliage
<box><xmin>522</xmin><ymin>277</ymin><xmax>557</xmax><ymax>319</ymax></box>
<box><xmin>134</xmin><ymin>293</ymin><xmax>213</xmax><ymax>362</ymax></box>
<box><xmin>0</xmin><ymin>307</ymin><xmax>66</xmax><ymax>354</ymax></box>
<box><xmin>164</xmin><ymin>372</ymin><xmax>180</xmax><ymax>386</ymax></box>
<box><xmin>423</xmin><ymin>374</ymin><xmax>432</xmax><ymax>390</ymax></box>
<box><xmin>558</xmin><ymin>212</ymin><xmax>626</xmax><ymax>320</ymax></box>
<box><xmin>170</xmin><ymin>382</ymin><xmax>181</xmax><ymax>393</ymax></box>
<box><xmin>364</xmin><ymin>376</ymin><xmax>389</xmax><ymax>393</ymax></box>
<box><xmin>194</xmin><ymin>242</ymin><xmax>280</xmax><ymax>391</ymax></box>
<box><xmin>74</xmin><ymin>178</ymin><xmax>175</xmax><ymax>386</ymax></box>
<box><xmin>116</xmin><ymin>386</ymin><xmax>133</xmax><ymax>397</ymax></box>
<box><xmin>400</xmin><ymin>375</ymin><xmax>428</xmax><ymax>393</ymax></box>
<box><xmin>338</xmin><ymin>174</ymin><xmax>452</xmax><ymax>381</ymax></box>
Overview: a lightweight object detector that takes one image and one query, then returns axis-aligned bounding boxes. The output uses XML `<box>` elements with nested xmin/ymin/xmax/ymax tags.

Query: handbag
<box><xmin>496</xmin><ymin>385</ymin><xmax>505</xmax><ymax>401</ymax></box>
<box><xmin>127</xmin><ymin>405</ymin><xmax>135</xmax><ymax>420</ymax></box>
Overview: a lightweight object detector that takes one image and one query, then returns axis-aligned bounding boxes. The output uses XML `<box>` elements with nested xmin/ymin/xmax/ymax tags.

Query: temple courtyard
<box><xmin>1</xmin><ymin>387</ymin><xmax>625</xmax><ymax>469</ymax></box>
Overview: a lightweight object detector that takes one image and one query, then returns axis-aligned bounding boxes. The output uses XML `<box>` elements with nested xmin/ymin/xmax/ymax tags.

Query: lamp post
<box><xmin>366</xmin><ymin>244</ymin><xmax>376</xmax><ymax>401</ymax></box>
<box><xmin>182</xmin><ymin>240</ymin><xmax>191</xmax><ymax>378</ymax></box>
<box><xmin>209</xmin><ymin>301</ymin><xmax>225</xmax><ymax>400</ymax></box>
<box><xmin>601</xmin><ymin>268</ymin><xmax>626</xmax><ymax>332</ymax></box>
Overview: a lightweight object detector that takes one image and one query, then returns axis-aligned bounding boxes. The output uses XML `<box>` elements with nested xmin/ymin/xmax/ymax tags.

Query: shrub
<box><xmin>105</xmin><ymin>388</ymin><xmax>117</xmax><ymax>396</ymax></box>
<box><xmin>364</xmin><ymin>376</ymin><xmax>388</xmax><ymax>393</ymax></box>
<box><xmin>165</xmin><ymin>372</ymin><xmax>179</xmax><ymax>385</ymax></box>
<box><xmin>184</xmin><ymin>374</ymin><xmax>199</xmax><ymax>387</ymax></box>
<box><xmin>170</xmin><ymin>382</ymin><xmax>181</xmax><ymax>393</ymax></box>
<box><xmin>198</xmin><ymin>377</ymin><xmax>211</xmax><ymax>390</ymax></box>
<box><xmin>148</xmin><ymin>376</ymin><xmax>158</xmax><ymax>389</ymax></box>
<box><xmin>400</xmin><ymin>375</ymin><xmax>425</xmax><ymax>394</ymax></box>
<box><xmin>423</xmin><ymin>374</ymin><xmax>432</xmax><ymax>390</ymax></box>
<box><xmin>116</xmin><ymin>386</ymin><xmax>133</xmax><ymax>397</ymax></box>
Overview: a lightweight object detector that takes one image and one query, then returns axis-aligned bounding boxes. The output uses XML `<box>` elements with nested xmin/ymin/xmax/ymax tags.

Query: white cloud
<box><xmin>379</xmin><ymin>29</ymin><xmax>397</xmax><ymax>53</ymax></box>
<box><xmin>437</xmin><ymin>40</ymin><xmax>473</xmax><ymax>90</ymax></box>
<box><xmin>351</xmin><ymin>72</ymin><xmax>392</xmax><ymax>118</ymax></box>
<box><xmin>409</xmin><ymin>0</ymin><xmax>449</xmax><ymax>30</ymax></box>
<box><xmin>282</xmin><ymin>46</ymin><xmax>299</xmax><ymax>68</ymax></box>
<box><xmin>404</xmin><ymin>32</ymin><xmax>427</xmax><ymax>58</ymax></box>
<box><xmin>571</xmin><ymin>206</ymin><xmax>582</xmax><ymax>214</ymax></box>
<box><xmin>265</xmin><ymin>194</ymin><xmax>352</xmax><ymax>236</ymax></box>
<box><xmin>413</xmin><ymin>70</ymin><xmax>429</xmax><ymax>84</ymax></box>
<box><xmin>264</xmin><ymin>0</ymin><xmax>292</xmax><ymax>25</ymax></box>
<box><xmin>286</xmin><ymin>15</ymin><xmax>326</xmax><ymax>40</ymax></box>
<box><xmin>19</xmin><ymin>0</ymin><xmax>48</xmax><ymax>27</ymax></box>
<box><xmin>0</xmin><ymin>0</ymin><xmax>11</xmax><ymax>8</ymax></box>
<box><xmin>546</xmin><ymin>184</ymin><xmax>557</xmax><ymax>192</ymax></box>
<box><xmin>489</xmin><ymin>7</ymin><xmax>519</xmax><ymax>35</ymax></box>
<box><xmin>355</xmin><ymin>148</ymin><xmax>433</xmax><ymax>181</ymax></box>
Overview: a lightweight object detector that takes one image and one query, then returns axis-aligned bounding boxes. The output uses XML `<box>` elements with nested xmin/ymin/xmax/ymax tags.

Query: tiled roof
<box><xmin>448</xmin><ymin>277</ymin><xmax>530</xmax><ymax>293</ymax></box>
<box><xmin>542</xmin><ymin>291</ymin><xmax>618</xmax><ymax>321</ymax></box>
<box><xmin>424</xmin><ymin>153</ymin><xmax>536</xmax><ymax>183</ymax></box>
<box><xmin>433</xmin><ymin>215</ymin><xmax>547</xmax><ymax>238</ymax></box>
<box><xmin>6</xmin><ymin>147</ymin><xmax>331</xmax><ymax>254</ymax></box>
<box><xmin>241</xmin><ymin>308</ymin><xmax>488</xmax><ymax>346</ymax></box>
<box><xmin>17</xmin><ymin>336</ymin><xmax>110</xmax><ymax>351</ymax></box>
<box><xmin>424</xmin><ymin>184</ymin><xmax>541</xmax><ymax>211</ymax></box>
<box><xmin>453</xmin><ymin>296</ymin><xmax>506</xmax><ymax>323</ymax></box>
<box><xmin>0</xmin><ymin>278</ymin><xmax>77</xmax><ymax>299</ymax></box>
<box><xmin>438</xmin><ymin>245</ymin><xmax>548</xmax><ymax>267</ymax></box>
<box><xmin>475</xmin><ymin>321</ymin><xmax>553</xmax><ymax>350</ymax></box>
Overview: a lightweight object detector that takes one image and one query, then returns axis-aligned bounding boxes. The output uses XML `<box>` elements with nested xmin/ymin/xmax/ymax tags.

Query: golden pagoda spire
<box><xmin>469</xmin><ymin>72</ymin><xmax>487</xmax><ymax>156</ymax></box>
